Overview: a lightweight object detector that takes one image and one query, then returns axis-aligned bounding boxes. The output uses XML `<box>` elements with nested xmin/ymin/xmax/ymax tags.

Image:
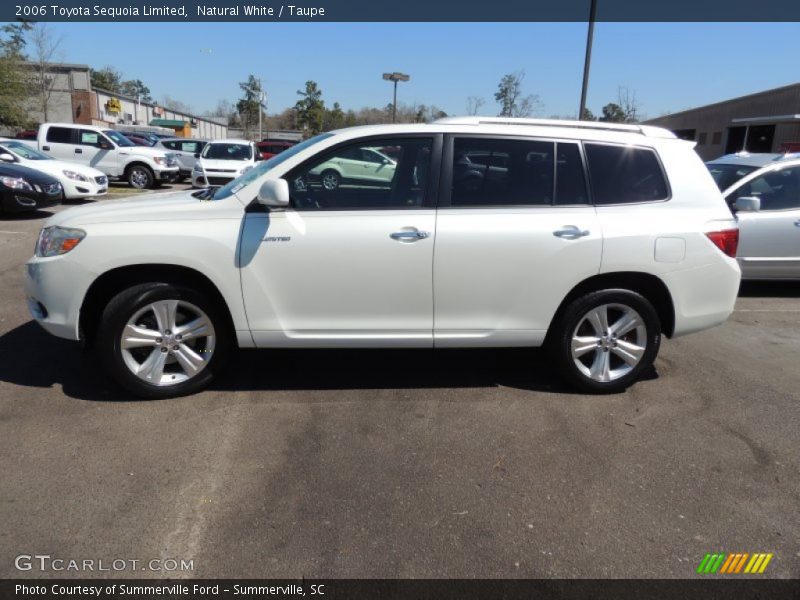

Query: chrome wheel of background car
<box><xmin>570</xmin><ymin>303</ymin><xmax>647</xmax><ymax>383</ymax></box>
<box><xmin>129</xmin><ymin>167</ymin><xmax>150</xmax><ymax>189</ymax></box>
<box><xmin>120</xmin><ymin>300</ymin><xmax>216</xmax><ymax>387</ymax></box>
<box><xmin>321</xmin><ymin>170</ymin><xmax>340</xmax><ymax>190</ymax></box>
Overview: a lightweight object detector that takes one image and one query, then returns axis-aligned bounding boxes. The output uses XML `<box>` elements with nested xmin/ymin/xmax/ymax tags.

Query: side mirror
<box><xmin>194</xmin><ymin>153</ymin><xmax>200</xmax><ymax>159</ymax></box>
<box><xmin>98</xmin><ymin>140</ymin><xmax>112</xmax><ymax>150</ymax></box>
<box><xmin>734</xmin><ymin>196</ymin><xmax>761</xmax><ymax>212</ymax></box>
<box><xmin>0</xmin><ymin>153</ymin><xmax>15</xmax><ymax>163</ymax></box>
<box><xmin>257</xmin><ymin>179</ymin><xmax>290</xmax><ymax>208</ymax></box>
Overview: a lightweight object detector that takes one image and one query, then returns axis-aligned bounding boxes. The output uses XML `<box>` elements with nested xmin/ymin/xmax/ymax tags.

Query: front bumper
<box><xmin>62</xmin><ymin>177</ymin><xmax>107</xmax><ymax>200</ymax></box>
<box><xmin>153</xmin><ymin>166</ymin><xmax>180</xmax><ymax>181</ymax></box>
<box><xmin>1</xmin><ymin>188</ymin><xmax>62</xmax><ymax>213</ymax></box>
<box><xmin>24</xmin><ymin>256</ymin><xmax>95</xmax><ymax>340</ymax></box>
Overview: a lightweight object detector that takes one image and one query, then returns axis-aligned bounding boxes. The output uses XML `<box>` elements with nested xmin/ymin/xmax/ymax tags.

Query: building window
<box><xmin>698</xmin><ymin>132</ymin><xmax>708</xmax><ymax>145</ymax></box>
<box><xmin>712</xmin><ymin>132</ymin><xmax>722</xmax><ymax>145</ymax></box>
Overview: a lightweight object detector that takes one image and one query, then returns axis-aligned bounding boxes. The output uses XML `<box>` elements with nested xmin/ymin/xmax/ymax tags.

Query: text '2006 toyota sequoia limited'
<box><xmin>25</xmin><ymin>118</ymin><xmax>741</xmax><ymax>399</ymax></box>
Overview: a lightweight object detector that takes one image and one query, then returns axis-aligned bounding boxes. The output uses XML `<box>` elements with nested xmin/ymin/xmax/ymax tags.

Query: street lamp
<box><xmin>382</xmin><ymin>72</ymin><xmax>410</xmax><ymax>123</ymax></box>
<box><xmin>578</xmin><ymin>0</ymin><xmax>597</xmax><ymax>120</ymax></box>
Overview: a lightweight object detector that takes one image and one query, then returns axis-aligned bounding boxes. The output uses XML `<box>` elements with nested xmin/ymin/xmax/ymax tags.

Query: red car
<box><xmin>779</xmin><ymin>142</ymin><xmax>800</xmax><ymax>153</ymax></box>
<box><xmin>257</xmin><ymin>140</ymin><xmax>294</xmax><ymax>160</ymax></box>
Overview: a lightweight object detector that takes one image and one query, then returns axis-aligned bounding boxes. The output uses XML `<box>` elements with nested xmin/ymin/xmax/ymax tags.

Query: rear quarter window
<box><xmin>585</xmin><ymin>143</ymin><xmax>669</xmax><ymax>205</ymax></box>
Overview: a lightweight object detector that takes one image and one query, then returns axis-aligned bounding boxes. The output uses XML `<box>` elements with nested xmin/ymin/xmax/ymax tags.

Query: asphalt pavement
<box><xmin>0</xmin><ymin>195</ymin><xmax>797</xmax><ymax>579</ymax></box>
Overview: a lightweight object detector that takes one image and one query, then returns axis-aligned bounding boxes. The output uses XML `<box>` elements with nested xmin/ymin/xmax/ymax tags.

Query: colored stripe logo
<box><xmin>697</xmin><ymin>552</ymin><xmax>773</xmax><ymax>574</ymax></box>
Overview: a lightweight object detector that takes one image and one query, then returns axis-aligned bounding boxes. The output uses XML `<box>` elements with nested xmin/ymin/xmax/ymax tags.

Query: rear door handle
<box><xmin>553</xmin><ymin>226</ymin><xmax>590</xmax><ymax>240</ymax></box>
<box><xmin>390</xmin><ymin>229</ymin><xmax>430</xmax><ymax>242</ymax></box>
<box><xmin>794</xmin><ymin>220</ymin><xmax>800</xmax><ymax>228</ymax></box>
<box><xmin>74</xmin><ymin>148</ymin><xmax>82</xmax><ymax>154</ymax></box>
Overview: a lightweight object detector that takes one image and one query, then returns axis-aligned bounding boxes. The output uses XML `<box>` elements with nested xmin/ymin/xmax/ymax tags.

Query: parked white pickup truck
<box><xmin>35</xmin><ymin>123</ymin><xmax>179</xmax><ymax>189</ymax></box>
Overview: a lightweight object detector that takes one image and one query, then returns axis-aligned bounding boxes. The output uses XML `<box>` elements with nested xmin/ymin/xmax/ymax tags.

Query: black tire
<box><xmin>550</xmin><ymin>289</ymin><xmax>661</xmax><ymax>394</ymax></box>
<box><xmin>96</xmin><ymin>283</ymin><xmax>231</xmax><ymax>399</ymax></box>
<box><xmin>126</xmin><ymin>164</ymin><xmax>155</xmax><ymax>189</ymax></box>
<box><xmin>320</xmin><ymin>169</ymin><xmax>340</xmax><ymax>190</ymax></box>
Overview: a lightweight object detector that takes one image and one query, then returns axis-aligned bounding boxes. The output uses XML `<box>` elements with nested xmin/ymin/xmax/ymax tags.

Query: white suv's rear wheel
<box><xmin>97</xmin><ymin>283</ymin><xmax>231</xmax><ymax>399</ymax></box>
<box><xmin>552</xmin><ymin>290</ymin><xmax>661</xmax><ymax>393</ymax></box>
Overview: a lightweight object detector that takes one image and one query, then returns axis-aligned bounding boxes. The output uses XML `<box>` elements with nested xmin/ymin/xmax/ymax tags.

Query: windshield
<box><xmin>2</xmin><ymin>141</ymin><xmax>52</xmax><ymax>160</ymax></box>
<box><xmin>202</xmin><ymin>143</ymin><xmax>252</xmax><ymax>160</ymax></box>
<box><xmin>213</xmin><ymin>133</ymin><xmax>334</xmax><ymax>200</ymax></box>
<box><xmin>103</xmin><ymin>130</ymin><xmax>135</xmax><ymax>147</ymax></box>
<box><xmin>706</xmin><ymin>163</ymin><xmax>759</xmax><ymax>191</ymax></box>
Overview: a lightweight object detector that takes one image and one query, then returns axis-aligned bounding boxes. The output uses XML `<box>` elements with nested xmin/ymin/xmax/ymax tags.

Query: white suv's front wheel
<box><xmin>97</xmin><ymin>283</ymin><xmax>231</xmax><ymax>399</ymax></box>
<box><xmin>552</xmin><ymin>290</ymin><xmax>661</xmax><ymax>393</ymax></box>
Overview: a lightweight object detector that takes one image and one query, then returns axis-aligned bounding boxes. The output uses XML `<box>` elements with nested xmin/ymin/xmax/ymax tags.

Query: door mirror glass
<box><xmin>734</xmin><ymin>196</ymin><xmax>761</xmax><ymax>212</ymax></box>
<box><xmin>257</xmin><ymin>179</ymin><xmax>290</xmax><ymax>208</ymax></box>
<box><xmin>98</xmin><ymin>138</ymin><xmax>113</xmax><ymax>150</ymax></box>
<box><xmin>0</xmin><ymin>153</ymin><xmax>15</xmax><ymax>163</ymax></box>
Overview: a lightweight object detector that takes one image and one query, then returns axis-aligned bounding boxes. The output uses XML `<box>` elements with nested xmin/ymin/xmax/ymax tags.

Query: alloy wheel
<box><xmin>120</xmin><ymin>300</ymin><xmax>215</xmax><ymax>387</ymax></box>
<box><xmin>570</xmin><ymin>303</ymin><xmax>647</xmax><ymax>383</ymax></box>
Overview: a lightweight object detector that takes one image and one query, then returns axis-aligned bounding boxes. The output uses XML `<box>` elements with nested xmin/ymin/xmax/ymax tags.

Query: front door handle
<box><xmin>42</xmin><ymin>145</ymin><xmax>50</xmax><ymax>151</ymax></box>
<box><xmin>553</xmin><ymin>226</ymin><xmax>590</xmax><ymax>240</ymax></box>
<box><xmin>74</xmin><ymin>148</ymin><xmax>82</xmax><ymax>154</ymax></box>
<box><xmin>390</xmin><ymin>229</ymin><xmax>430</xmax><ymax>242</ymax></box>
<box><xmin>794</xmin><ymin>220</ymin><xmax>800</xmax><ymax>228</ymax></box>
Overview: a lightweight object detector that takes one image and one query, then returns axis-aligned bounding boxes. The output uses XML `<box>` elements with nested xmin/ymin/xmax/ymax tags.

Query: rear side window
<box><xmin>452</xmin><ymin>138</ymin><xmax>554</xmax><ymax>206</ymax></box>
<box><xmin>46</xmin><ymin>127</ymin><xmax>73</xmax><ymax>143</ymax></box>
<box><xmin>584</xmin><ymin>143</ymin><xmax>668</xmax><ymax>205</ymax></box>
<box><xmin>161</xmin><ymin>141</ymin><xmax>179</xmax><ymax>150</ymax></box>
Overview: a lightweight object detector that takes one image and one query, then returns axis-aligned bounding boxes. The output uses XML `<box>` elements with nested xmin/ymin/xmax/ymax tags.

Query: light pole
<box><xmin>382</xmin><ymin>72</ymin><xmax>410</xmax><ymax>123</ymax></box>
<box><xmin>579</xmin><ymin>0</ymin><xmax>597</xmax><ymax>120</ymax></box>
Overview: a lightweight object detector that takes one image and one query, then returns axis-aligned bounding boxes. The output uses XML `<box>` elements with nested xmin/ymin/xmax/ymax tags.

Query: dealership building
<box><xmin>17</xmin><ymin>62</ymin><xmax>228</xmax><ymax>139</ymax></box>
<box><xmin>644</xmin><ymin>82</ymin><xmax>800</xmax><ymax>161</ymax></box>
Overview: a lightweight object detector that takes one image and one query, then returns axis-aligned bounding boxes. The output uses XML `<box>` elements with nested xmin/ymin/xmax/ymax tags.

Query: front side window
<box><xmin>79</xmin><ymin>130</ymin><xmax>101</xmax><ymax>146</ymax></box>
<box><xmin>727</xmin><ymin>166</ymin><xmax>800</xmax><ymax>211</ymax></box>
<box><xmin>584</xmin><ymin>143</ymin><xmax>668</xmax><ymax>205</ymax></box>
<box><xmin>286</xmin><ymin>138</ymin><xmax>432</xmax><ymax>210</ymax></box>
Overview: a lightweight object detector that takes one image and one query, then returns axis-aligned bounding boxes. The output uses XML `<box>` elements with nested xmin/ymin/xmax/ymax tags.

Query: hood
<box><xmin>0</xmin><ymin>162</ymin><xmax>60</xmax><ymax>186</ymax></box>
<box><xmin>45</xmin><ymin>190</ymin><xmax>243</xmax><ymax>228</ymax></box>
<box><xmin>19</xmin><ymin>158</ymin><xmax>105</xmax><ymax>179</ymax></box>
<box><xmin>125</xmin><ymin>146</ymin><xmax>170</xmax><ymax>160</ymax></box>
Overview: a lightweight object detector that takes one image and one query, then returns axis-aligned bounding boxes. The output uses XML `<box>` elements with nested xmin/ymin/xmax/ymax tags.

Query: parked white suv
<box><xmin>192</xmin><ymin>139</ymin><xmax>259</xmax><ymax>188</ymax></box>
<box><xmin>25</xmin><ymin>118</ymin><xmax>741</xmax><ymax>399</ymax></box>
<box><xmin>35</xmin><ymin>123</ymin><xmax>179</xmax><ymax>189</ymax></box>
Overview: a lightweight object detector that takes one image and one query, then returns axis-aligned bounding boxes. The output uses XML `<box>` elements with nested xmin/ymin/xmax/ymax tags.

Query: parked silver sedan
<box><xmin>707</xmin><ymin>153</ymin><xmax>800</xmax><ymax>280</ymax></box>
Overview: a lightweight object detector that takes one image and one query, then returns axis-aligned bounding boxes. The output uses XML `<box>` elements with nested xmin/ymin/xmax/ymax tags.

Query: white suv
<box><xmin>192</xmin><ymin>139</ymin><xmax>259</xmax><ymax>188</ymax></box>
<box><xmin>25</xmin><ymin>118</ymin><xmax>741</xmax><ymax>399</ymax></box>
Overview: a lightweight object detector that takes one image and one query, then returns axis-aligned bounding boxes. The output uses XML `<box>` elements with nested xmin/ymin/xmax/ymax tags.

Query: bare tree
<box><xmin>29</xmin><ymin>24</ymin><xmax>63</xmax><ymax>122</ymax></box>
<box><xmin>466</xmin><ymin>96</ymin><xmax>485</xmax><ymax>116</ymax></box>
<box><xmin>494</xmin><ymin>70</ymin><xmax>542</xmax><ymax>118</ymax></box>
<box><xmin>617</xmin><ymin>86</ymin><xmax>641</xmax><ymax>123</ymax></box>
<box><xmin>161</xmin><ymin>95</ymin><xmax>193</xmax><ymax>114</ymax></box>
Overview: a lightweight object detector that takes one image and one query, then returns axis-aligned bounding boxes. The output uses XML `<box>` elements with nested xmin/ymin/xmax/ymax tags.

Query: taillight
<box><xmin>705</xmin><ymin>228</ymin><xmax>739</xmax><ymax>258</ymax></box>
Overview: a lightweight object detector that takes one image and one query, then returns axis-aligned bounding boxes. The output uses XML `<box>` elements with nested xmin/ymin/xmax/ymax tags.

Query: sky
<box><xmin>38</xmin><ymin>21</ymin><xmax>800</xmax><ymax>120</ymax></box>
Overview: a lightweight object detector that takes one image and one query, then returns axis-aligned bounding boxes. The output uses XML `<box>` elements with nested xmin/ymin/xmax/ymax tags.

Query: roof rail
<box><xmin>433</xmin><ymin>116</ymin><xmax>676</xmax><ymax>139</ymax></box>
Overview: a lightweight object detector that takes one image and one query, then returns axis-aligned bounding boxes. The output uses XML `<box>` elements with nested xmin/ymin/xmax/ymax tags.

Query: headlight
<box><xmin>62</xmin><ymin>170</ymin><xmax>89</xmax><ymax>182</ymax></box>
<box><xmin>0</xmin><ymin>176</ymin><xmax>33</xmax><ymax>191</ymax></box>
<box><xmin>240</xmin><ymin>166</ymin><xmax>253</xmax><ymax>175</ymax></box>
<box><xmin>153</xmin><ymin>156</ymin><xmax>167</xmax><ymax>166</ymax></box>
<box><xmin>193</xmin><ymin>163</ymin><xmax>203</xmax><ymax>172</ymax></box>
<box><xmin>35</xmin><ymin>226</ymin><xmax>86</xmax><ymax>257</ymax></box>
